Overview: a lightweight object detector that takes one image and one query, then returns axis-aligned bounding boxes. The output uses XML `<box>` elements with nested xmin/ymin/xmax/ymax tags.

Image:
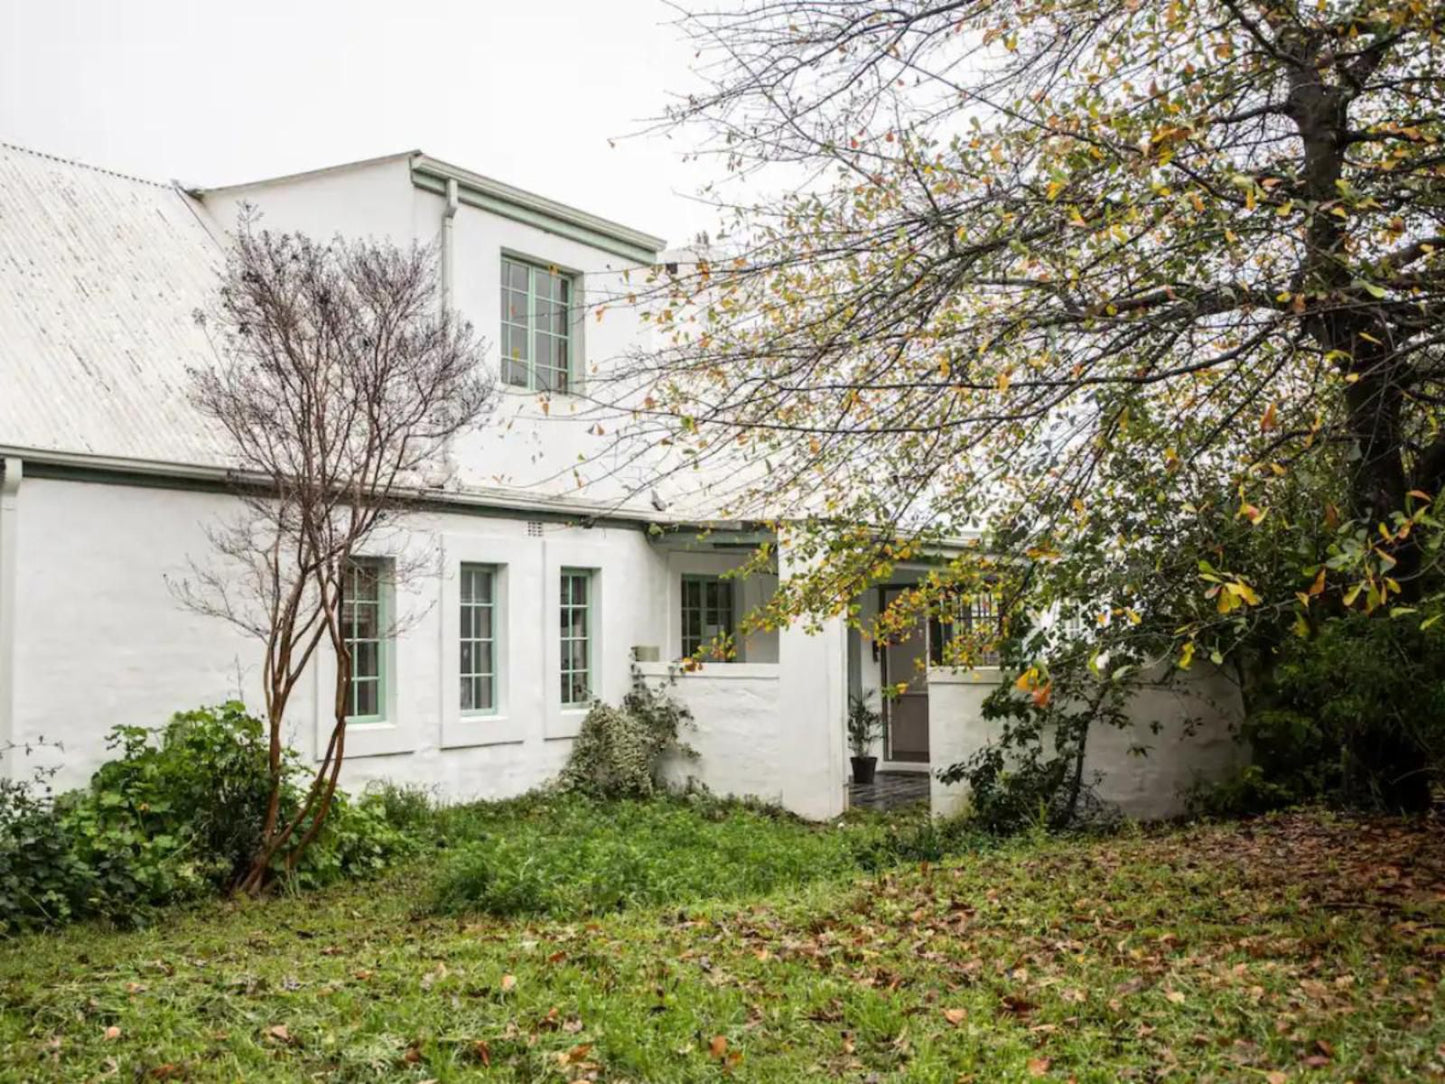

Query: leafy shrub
<box><xmin>1198</xmin><ymin>615</ymin><xmax>1445</xmax><ymax>815</ymax></box>
<box><xmin>556</xmin><ymin>668</ymin><xmax>696</xmax><ymax>799</ymax></box>
<box><xmin>430</xmin><ymin>793</ymin><xmax>865</xmax><ymax>918</ymax></box>
<box><xmin>0</xmin><ymin>760</ymin><xmax>90</xmax><ymax>935</ymax></box>
<box><xmin>285</xmin><ymin>788</ymin><xmax>421</xmax><ymax>891</ymax></box>
<box><xmin>0</xmin><ymin>703</ymin><xmax>422</xmax><ymax>934</ymax></box>
<box><xmin>937</xmin><ymin>631</ymin><xmax>1133</xmax><ymax>834</ymax></box>
<box><xmin>78</xmin><ymin>703</ymin><xmax>276</xmax><ymax>889</ymax></box>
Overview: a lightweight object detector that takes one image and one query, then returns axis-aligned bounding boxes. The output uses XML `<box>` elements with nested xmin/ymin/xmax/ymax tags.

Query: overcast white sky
<box><xmin>0</xmin><ymin>0</ymin><xmax>720</xmax><ymax>246</ymax></box>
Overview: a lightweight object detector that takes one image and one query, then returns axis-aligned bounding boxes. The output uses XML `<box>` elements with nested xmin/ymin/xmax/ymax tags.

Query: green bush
<box><xmin>555</xmin><ymin>669</ymin><xmax>696</xmax><ymax>799</ymax></box>
<box><xmin>288</xmin><ymin>788</ymin><xmax>421</xmax><ymax>891</ymax></box>
<box><xmin>0</xmin><ymin>765</ymin><xmax>91</xmax><ymax>935</ymax></box>
<box><xmin>0</xmin><ymin>703</ymin><xmax>422</xmax><ymax>934</ymax></box>
<box><xmin>74</xmin><ymin>703</ymin><xmax>277</xmax><ymax>891</ymax></box>
<box><xmin>1199</xmin><ymin>614</ymin><xmax>1445</xmax><ymax>815</ymax></box>
<box><xmin>845</xmin><ymin>807</ymin><xmax>986</xmax><ymax>871</ymax></box>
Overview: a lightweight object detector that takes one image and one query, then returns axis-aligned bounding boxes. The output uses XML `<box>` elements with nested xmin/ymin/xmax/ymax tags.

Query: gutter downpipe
<box><xmin>441</xmin><ymin>177</ymin><xmax>459</xmax><ymax>313</ymax></box>
<box><xmin>0</xmin><ymin>458</ymin><xmax>21</xmax><ymax>780</ymax></box>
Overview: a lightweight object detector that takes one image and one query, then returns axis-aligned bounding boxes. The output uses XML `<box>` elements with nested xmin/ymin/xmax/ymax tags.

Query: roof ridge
<box><xmin>0</xmin><ymin>140</ymin><xmax>171</xmax><ymax>189</ymax></box>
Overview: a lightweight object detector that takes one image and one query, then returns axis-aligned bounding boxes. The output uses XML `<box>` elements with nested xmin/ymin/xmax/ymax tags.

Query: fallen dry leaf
<box><xmin>943</xmin><ymin>1008</ymin><xmax>968</xmax><ymax>1026</ymax></box>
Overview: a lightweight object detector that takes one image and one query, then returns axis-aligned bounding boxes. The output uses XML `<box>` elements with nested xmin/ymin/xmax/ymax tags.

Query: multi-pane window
<box><xmin>928</xmin><ymin>592</ymin><xmax>1001</xmax><ymax>667</ymax></box>
<box><xmin>681</xmin><ymin>575</ymin><xmax>736</xmax><ymax>658</ymax></box>
<box><xmin>501</xmin><ymin>256</ymin><xmax>574</xmax><ymax>393</ymax></box>
<box><xmin>459</xmin><ymin>564</ymin><xmax>497</xmax><ymax>713</ymax></box>
<box><xmin>342</xmin><ymin>558</ymin><xmax>387</xmax><ymax>720</ymax></box>
<box><xmin>559</xmin><ymin>570</ymin><xmax>593</xmax><ymax>707</ymax></box>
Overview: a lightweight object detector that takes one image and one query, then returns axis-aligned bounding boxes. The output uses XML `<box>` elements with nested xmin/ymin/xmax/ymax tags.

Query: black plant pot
<box><xmin>851</xmin><ymin>755</ymin><xmax>878</xmax><ymax>786</ymax></box>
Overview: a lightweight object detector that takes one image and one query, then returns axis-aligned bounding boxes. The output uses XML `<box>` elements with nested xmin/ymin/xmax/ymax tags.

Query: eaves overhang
<box><xmin>410</xmin><ymin>154</ymin><xmax>666</xmax><ymax>266</ymax></box>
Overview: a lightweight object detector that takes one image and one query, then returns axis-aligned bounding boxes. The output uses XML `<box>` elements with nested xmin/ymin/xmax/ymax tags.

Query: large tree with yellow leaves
<box><xmin>609</xmin><ymin>0</ymin><xmax>1445</xmax><ymax>667</ymax></box>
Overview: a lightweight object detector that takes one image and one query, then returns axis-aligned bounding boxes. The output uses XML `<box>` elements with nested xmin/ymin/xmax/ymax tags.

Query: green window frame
<box><xmin>681</xmin><ymin>575</ymin><xmax>736</xmax><ymax>658</ymax></box>
<box><xmin>460</xmin><ymin>563</ymin><xmax>497</xmax><ymax>714</ymax></box>
<box><xmin>501</xmin><ymin>256</ymin><xmax>575</xmax><ymax>393</ymax></box>
<box><xmin>342</xmin><ymin>558</ymin><xmax>389</xmax><ymax>722</ymax></box>
<box><xmin>559</xmin><ymin>569</ymin><xmax>593</xmax><ymax>707</ymax></box>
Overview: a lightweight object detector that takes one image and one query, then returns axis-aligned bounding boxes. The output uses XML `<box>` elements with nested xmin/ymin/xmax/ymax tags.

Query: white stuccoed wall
<box><xmin>6</xmin><ymin>475</ymin><xmax>847</xmax><ymax>818</ymax></box>
<box><xmin>199</xmin><ymin>157</ymin><xmax>681</xmax><ymax>513</ymax></box>
<box><xmin>642</xmin><ymin>663</ymin><xmax>785</xmax><ymax>802</ymax></box>
<box><xmin>5</xmin><ymin>475</ymin><xmax>661</xmax><ymax>797</ymax></box>
<box><xmin>929</xmin><ymin>665</ymin><xmax>1246</xmax><ymax>821</ymax></box>
<box><xmin>637</xmin><ymin>619</ymin><xmax>848</xmax><ymax>820</ymax></box>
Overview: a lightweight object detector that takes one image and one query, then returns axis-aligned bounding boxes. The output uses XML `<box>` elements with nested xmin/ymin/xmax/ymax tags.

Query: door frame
<box><xmin>877</xmin><ymin>585</ymin><xmax>930</xmax><ymax>764</ymax></box>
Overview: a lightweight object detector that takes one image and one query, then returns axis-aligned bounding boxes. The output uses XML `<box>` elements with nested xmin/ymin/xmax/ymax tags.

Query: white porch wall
<box><xmin>777</xmin><ymin>613</ymin><xmax>849</xmax><ymax>819</ymax></box>
<box><xmin>929</xmin><ymin>665</ymin><xmax>1246</xmax><ymax>821</ymax></box>
<box><xmin>640</xmin><ymin>663</ymin><xmax>785</xmax><ymax>803</ymax></box>
<box><xmin>7</xmin><ymin>475</ymin><xmax>664</xmax><ymax>798</ymax></box>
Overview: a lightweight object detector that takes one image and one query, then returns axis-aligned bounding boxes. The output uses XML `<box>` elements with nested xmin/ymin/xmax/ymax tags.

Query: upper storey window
<box><xmin>501</xmin><ymin>256</ymin><xmax>574</xmax><ymax>393</ymax></box>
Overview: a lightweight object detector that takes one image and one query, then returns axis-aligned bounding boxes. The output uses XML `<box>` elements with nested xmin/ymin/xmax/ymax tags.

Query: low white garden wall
<box><xmin>929</xmin><ymin>665</ymin><xmax>1246</xmax><ymax>821</ymax></box>
<box><xmin>638</xmin><ymin>662</ymin><xmax>788</xmax><ymax>805</ymax></box>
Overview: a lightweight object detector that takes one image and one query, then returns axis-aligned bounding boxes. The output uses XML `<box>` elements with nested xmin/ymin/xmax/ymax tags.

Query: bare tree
<box><xmin>177</xmin><ymin>214</ymin><xmax>492</xmax><ymax>893</ymax></box>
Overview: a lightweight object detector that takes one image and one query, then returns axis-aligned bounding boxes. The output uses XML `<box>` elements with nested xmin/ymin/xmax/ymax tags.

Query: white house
<box><xmin>0</xmin><ymin>142</ymin><xmax>1243</xmax><ymax>821</ymax></box>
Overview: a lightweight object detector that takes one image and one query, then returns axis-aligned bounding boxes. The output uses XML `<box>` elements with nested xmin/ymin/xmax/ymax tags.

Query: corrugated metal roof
<box><xmin>0</xmin><ymin>143</ymin><xmax>675</xmax><ymax>521</ymax></box>
<box><xmin>0</xmin><ymin>142</ymin><xmax>228</xmax><ymax>466</ymax></box>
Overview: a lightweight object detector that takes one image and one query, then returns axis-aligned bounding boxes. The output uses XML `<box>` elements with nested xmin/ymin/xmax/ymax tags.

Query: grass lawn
<box><xmin>1</xmin><ymin>810</ymin><xmax>1442</xmax><ymax>1082</ymax></box>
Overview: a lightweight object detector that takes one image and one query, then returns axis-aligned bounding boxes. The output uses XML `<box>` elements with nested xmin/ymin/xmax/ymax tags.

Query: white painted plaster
<box><xmin>928</xmin><ymin>665</ymin><xmax>1246</xmax><ymax>821</ymax></box>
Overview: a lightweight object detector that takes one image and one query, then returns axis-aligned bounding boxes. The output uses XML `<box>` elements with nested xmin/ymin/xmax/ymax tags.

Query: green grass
<box><xmin>426</xmin><ymin>793</ymin><xmax>888</xmax><ymax>918</ymax></box>
<box><xmin>1</xmin><ymin>809</ymin><xmax>1442</xmax><ymax>1081</ymax></box>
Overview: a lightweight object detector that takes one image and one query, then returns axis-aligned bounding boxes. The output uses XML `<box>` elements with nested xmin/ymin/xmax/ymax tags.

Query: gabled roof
<box><xmin>0</xmin><ymin>142</ymin><xmax>228</xmax><ymax>466</ymax></box>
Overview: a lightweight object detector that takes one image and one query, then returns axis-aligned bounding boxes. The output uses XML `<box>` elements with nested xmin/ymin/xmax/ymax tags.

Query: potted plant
<box><xmin>847</xmin><ymin>693</ymin><xmax>884</xmax><ymax>785</ymax></box>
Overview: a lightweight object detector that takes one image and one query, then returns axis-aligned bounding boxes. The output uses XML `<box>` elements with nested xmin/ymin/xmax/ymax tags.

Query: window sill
<box><xmin>441</xmin><ymin>713</ymin><xmax>527</xmax><ymax>749</ymax></box>
<box><xmin>499</xmin><ymin>384</ymin><xmax>586</xmax><ymax>405</ymax></box>
<box><xmin>335</xmin><ymin>718</ymin><xmax>417</xmax><ymax>760</ymax></box>
<box><xmin>544</xmin><ymin>706</ymin><xmax>590</xmax><ymax>741</ymax></box>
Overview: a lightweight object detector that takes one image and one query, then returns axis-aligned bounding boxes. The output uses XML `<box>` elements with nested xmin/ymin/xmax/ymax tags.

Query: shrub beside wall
<box><xmin>0</xmin><ymin>703</ymin><xmax>416</xmax><ymax>936</ymax></box>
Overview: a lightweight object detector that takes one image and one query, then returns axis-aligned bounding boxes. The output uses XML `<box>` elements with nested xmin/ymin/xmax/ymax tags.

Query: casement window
<box><xmin>928</xmin><ymin>592</ymin><xmax>1001</xmax><ymax>667</ymax></box>
<box><xmin>459</xmin><ymin>563</ymin><xmax>497</xmax><ymax>713</ymax></box>
<box><xmin>500</xmin><ymin>256</ymin><xmax>574</xmax><ymax>393</ymax></box>
<box><xmin>559</xmin><ymin>569</ymin><xmax>593</xmax><ymax>707</ymax></box>
<box><xmin>342</xmin><ymin>558</ymin><xmax>389</xmax><ymax>721</ymax></box>
<box><xmin>681</xmin><ymin>575</ymin><xmax>736</xmax><ymax>658</ymax></box>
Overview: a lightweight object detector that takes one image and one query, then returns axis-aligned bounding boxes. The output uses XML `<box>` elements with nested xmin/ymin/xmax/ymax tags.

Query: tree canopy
<box><xmin>605</xmin><ymin>0</ymin><xmax>1445</xmax><ymax>667</ymax></box>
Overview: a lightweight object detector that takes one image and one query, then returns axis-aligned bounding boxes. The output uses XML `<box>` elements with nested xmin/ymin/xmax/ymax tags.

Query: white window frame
<box><xmin>440</xmin><ymin>535</ymin><xmax>533</xmax><ymax>750</ymax></box>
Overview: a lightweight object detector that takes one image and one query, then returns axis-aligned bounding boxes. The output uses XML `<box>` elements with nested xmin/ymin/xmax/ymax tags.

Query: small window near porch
<box><xmin>928</xmin><ymin>592</ymin><xmax>1001</xmax><ymax>667</ymax></box>
<box><xmin>342</xmin><ymin>557</ymin><xmax>390</xmax><ymax>721</ymax></box>
<box><xmin>681</xmin><ymin>575</ymin><xmax>736</xmax><ymax>658</ymax></box>
<box><xmin>560</xmin><ymin>569</ymin><xmax>593</xmax><ymax>707</ymax></box>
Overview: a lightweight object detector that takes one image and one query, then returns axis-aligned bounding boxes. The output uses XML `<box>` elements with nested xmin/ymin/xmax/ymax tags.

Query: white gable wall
<box><xmin>199</xmin><ymin>158</ymin><xmax>665</xmax><ymax>510</ymax></box>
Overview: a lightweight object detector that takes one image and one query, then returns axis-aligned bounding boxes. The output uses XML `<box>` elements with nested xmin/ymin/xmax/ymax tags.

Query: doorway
<box><xmin>879</xmin><ymin>586</ymin><xmax>929</xmax><ymax>763</ymax></box>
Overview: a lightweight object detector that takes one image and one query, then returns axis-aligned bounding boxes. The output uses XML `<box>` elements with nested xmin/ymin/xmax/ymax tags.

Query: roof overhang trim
<box><xmin>410</xmin><ymin>155</ymin><xmax>665</xmax><ymax>266</ymax></box>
